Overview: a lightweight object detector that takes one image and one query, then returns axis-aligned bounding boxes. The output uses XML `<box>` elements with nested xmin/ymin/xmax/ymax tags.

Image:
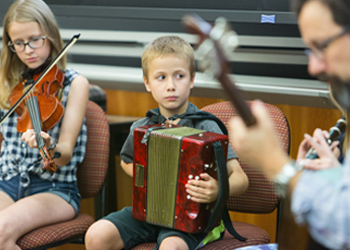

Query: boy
<box><xmin>85</xmin><ymin>35</ymin><xmax>249</xmax><ymax>250</ymax></box>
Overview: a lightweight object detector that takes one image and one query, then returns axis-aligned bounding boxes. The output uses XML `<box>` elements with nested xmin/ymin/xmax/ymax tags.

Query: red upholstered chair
<box><xmin>14</xmin><ymin>101</ymin><xmax>110</xmax><ymax>250</ymax></box>
<box><xmin>131</xmin><ymin>101</ymin><xmax>290</xmax><ymax>250</ymax></box>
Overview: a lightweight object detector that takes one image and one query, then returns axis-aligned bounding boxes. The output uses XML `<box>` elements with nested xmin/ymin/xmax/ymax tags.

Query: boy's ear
<box><xmin>143</xmin><ymin>76</ymin><xmax>151</xmax><ymax>92</ymax></box>
<box><xmin>190</xmin><ymin>73</ymin><xmax>195</xmax><ymax>89</ymax></box>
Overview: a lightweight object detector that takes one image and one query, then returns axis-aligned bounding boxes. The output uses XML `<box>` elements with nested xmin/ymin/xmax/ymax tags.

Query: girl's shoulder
<box><xmin>63</xmin><ymin>68</ymin><xmax>79</xmax><ymax>85</ymax></box>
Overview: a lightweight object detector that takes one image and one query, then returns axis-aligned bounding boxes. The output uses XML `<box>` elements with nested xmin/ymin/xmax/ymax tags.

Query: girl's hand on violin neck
<box><xmin>21</xmin><ymin>129</ymin><xmax>36</xmax><ymax>147</ymax></box>
<box><xmin>21</xmin><ymin>129</ymin><xmax>51</xmax><ymax>149</ymax></box>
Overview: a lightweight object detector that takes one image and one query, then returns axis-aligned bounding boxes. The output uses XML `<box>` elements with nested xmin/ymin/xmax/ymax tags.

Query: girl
<box><xmin>0</xmin><ymin>0</ymin><xmax>89</xmax><ymax>249</ymax></box>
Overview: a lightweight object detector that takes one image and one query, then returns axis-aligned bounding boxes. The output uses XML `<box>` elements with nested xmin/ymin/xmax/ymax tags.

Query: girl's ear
<box><xmin>143</xmin><ymin>76</ymin><xmax>151</xmax><ymax>92</ymax></box>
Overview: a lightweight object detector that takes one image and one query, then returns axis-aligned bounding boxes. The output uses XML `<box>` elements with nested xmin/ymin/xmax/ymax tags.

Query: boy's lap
<box><xmin>103</xmin><ymin>206</ymin><xmax>207</xmax><ymax>250</ymax></box>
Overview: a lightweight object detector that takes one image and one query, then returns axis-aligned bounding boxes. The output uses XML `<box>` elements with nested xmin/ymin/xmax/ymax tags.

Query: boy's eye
<box><xmin>157</xmin><ymin>75</ymin><xmax>165</xmax><ymax>80</ymax></box>
<box><xmin>176</xmin><ymin>74</ymin><xmax>184</xmax><ymax>79</ymax></box>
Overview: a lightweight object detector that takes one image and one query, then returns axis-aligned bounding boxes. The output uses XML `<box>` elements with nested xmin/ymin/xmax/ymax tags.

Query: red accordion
<box><xmin>132</xmin><ymin>124</ymin><xmax>228</xmax><ymax>233</ymax></box>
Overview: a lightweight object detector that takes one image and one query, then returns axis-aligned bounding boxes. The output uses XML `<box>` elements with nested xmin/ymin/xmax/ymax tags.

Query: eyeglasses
<box><xmin>305</xmin><ymin>26</ymin><xmax>350</xmax><ymax>60</ymax></box>
<box><xmin>7</xmin><ymin>36</ymin><xmax>46</xmax><ymax>53</ymax></box>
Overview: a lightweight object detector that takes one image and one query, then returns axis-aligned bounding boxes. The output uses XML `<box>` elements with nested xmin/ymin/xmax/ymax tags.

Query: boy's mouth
<box><xmin>166</xmin><ymin>96</ymin><xmax>177</xmax><ymax>101</ymax></box>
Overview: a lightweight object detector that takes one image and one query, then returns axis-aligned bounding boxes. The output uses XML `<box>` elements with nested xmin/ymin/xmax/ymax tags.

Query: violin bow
<box><xmin>182</xmin><ymin>15</ymin><xmax>257</xmax><ymax>127</ymax></box>
<box><xmin>0</xmin><ymin>33</ymin><xmax>81</xmax><ymax>126</ymax></box>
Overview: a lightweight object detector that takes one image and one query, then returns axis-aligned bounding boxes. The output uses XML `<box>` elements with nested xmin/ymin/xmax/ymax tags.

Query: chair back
<box><xmin>77</xmin><ymin>101</ymin><xmax>110</xmax><ymax>198</ymax></box>
<box><xmin>201</xmin><ymin>101</ymin><xmax>290</xmax><ymax>213</ymax></box>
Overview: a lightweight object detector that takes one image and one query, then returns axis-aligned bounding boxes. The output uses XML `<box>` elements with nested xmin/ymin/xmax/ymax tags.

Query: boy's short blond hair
<box><xmin>141</xmin><ymin>36</ymin><xmax>195</xmax><ymax>81</ymax></box>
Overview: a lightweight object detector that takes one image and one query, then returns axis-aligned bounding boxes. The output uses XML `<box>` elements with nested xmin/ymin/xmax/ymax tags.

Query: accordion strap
<box><xmin>180</xmin><ymin>111</ymin><xmax>228</xmax><ymax>135</ymax></box>
<box><xmin>146</xmin><ymin>108</ymin><xmax>228</xmax><ymax>136</ymax></box>
<box><xmin>141</xmin><ymin>125</ymin><xmax>166</xmax><ymax>144</ymax></box>
<box><xmin>204</xmin><ymin>141</ymin><xmax>246</xmax><ymax>241</ymax></box>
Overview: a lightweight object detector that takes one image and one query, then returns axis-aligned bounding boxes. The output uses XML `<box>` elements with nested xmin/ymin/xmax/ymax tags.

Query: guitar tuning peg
<box><xmin>211</xmin><ymin>17</ymin><xmax>239</xmax><ymax>59</ymax></box>
<box><xmin>196</xmin><ymin>39</ymin><xmax>221</xmax><ymax>79</ymax></box>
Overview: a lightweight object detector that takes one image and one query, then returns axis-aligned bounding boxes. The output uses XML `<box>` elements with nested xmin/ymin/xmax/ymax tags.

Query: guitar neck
<box><xmin>182</xmin><ymin>15</ymin><xmax>256</xmax><ymax>127</ymax></box>
<box><xmin>218</xmin><ymin>73</ymin><xmax>256</xmax><ymax>127</ymax></box>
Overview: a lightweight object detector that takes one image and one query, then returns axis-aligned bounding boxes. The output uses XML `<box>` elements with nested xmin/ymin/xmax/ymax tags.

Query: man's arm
<box><xmin>229</xmin><ymin>100</ymin><xmax>350</xmax><ymax>248</ymax></box>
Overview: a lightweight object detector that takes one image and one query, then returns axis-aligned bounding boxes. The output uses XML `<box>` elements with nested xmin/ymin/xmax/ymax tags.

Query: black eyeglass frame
<box><xmin>7</xmin><ymin>36</ymin><xmax>46</xmax><ymax>53</ymax></box>
<box><xmin>305</xmin><ymin>25</ymin><xmax>350</xmax><ymax>60</ymax></box>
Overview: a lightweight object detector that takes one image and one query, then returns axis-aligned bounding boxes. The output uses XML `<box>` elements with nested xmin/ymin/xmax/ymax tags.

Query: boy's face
<box><xmin>144</xmin><ymin>54</ymin><xmax>195</xmax><ymax>117</ymax></box>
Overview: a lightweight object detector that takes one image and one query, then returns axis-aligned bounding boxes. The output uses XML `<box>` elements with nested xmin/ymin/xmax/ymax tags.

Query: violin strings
<box><xmin>27</xmin><ymin>89</ymin><xmax>45</xmax><ymax>149</ymax></box>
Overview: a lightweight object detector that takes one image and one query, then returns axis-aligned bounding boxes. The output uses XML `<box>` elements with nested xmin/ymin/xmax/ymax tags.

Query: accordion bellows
<box><xmin>132</xmin><ymin>124</ymin><xmax>228</xmax><ymax>233</ymax></box>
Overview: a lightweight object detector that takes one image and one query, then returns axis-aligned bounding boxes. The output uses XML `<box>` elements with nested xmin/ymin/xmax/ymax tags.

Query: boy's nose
<box><xmin>166</xmin><ymin>78</ymin><xmax>176</xmax><ymax>91</ymax></box>
<box><xmin>308</xmin><ymin>54</ymin><xmax>327</xmax><ymax>77</ymax></box>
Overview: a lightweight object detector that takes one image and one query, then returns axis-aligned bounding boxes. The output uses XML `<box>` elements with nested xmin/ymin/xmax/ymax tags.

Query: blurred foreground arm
<box><xmin>230</xmin><ymin>100</ymin><xmax>350</xmax><ymax>248</ymax></box>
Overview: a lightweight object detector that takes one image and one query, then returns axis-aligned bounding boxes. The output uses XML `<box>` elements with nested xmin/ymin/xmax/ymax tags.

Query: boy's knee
<box><xmin>85</xmin><ymin>222</ymin><xmax>102</xmax><ymax>250</ymax></box>
<box><xmin>159</xmin><ymin>236</ymin><xmax>189</xmax><ymax>250</ymax></box>
<box><xmin>85</xmin><ymin>220</ymin><xmax>123</xmax><ymax>250</ymax></box>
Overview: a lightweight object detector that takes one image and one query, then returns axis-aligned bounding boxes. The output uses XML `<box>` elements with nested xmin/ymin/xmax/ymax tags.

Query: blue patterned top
<box><xmin>292</xmin><ymin>152</ymin><xmax>350</xmax><ymax>249</ymax></box>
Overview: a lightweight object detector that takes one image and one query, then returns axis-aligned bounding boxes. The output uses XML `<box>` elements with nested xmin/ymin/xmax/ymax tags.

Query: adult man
<box><xmin>230</xmin><ymin>0</ymin><xmax>350</xmax><ymax>249</ymax></box>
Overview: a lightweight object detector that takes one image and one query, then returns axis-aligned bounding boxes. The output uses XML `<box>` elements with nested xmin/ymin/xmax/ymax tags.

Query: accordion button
<box><xmin>187</xmin><ymin>195</ymin><xmax>191</xmax><ymax>200</ymax></box>
<box><xmin>188</xmin><ymin>175</ymin><xmax>193</xmax><ymax>179</ymax></box>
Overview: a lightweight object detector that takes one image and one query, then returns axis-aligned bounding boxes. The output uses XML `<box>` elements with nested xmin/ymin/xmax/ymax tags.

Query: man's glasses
<box><xmin>305</xmin><ymin>26</ymin><xmax>350</xmax><ymax>60</ymax></box>
<box><xmin>7</xmin><ymin>36</ymin><xmax>46</xmax><ymax>53</ymax></box>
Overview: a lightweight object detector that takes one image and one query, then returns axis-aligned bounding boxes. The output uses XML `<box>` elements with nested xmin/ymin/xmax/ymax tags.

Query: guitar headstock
<box><xmin>183</xmin><ymin>15</ymin><xmax>239</xmax><ymax>80</ymax></box>
<box><xmin>183</xmin><ymin>15</ymin><xmax>256</xmax><ymax>127</ymax></box>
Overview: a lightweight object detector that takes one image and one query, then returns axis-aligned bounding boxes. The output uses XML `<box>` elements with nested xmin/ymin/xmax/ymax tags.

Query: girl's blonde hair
<box><xmin>141</xmin><ymin>36</ymin><xmax>195</xmax><ymax>82</ymax></box>
<box><xmin>0</xmin><ymin>0</ymin><xmax>66</xmax><ymax>109</ymax></box>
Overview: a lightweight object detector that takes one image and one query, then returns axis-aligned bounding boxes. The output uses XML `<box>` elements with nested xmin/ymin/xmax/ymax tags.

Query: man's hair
<box><xmin>292</xmin><ymin>0</ymin><xmax>350</xmax><ymax>26</ymax></box>
<box><xmin>141</xmin><ymin>36</ymin><xmax>195</xmax><ymax>81</ymax></box>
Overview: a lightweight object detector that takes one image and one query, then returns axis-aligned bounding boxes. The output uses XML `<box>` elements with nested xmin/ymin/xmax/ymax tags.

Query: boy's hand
<box><xmin>185</xmin><ymin>173</ymin><xmax>219</xmax><ymax>203</ymax></box>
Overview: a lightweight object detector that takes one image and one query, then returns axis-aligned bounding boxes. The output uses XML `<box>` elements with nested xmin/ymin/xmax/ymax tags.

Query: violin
<box><xmin>8</xmin><ymin>64</ymin><xmax>65</xmax><ymax>133</ymax></box>
<box><xmin>0</xmin><ymin>34</ymin><xmax>80</xmax><ymax>173</ymax></box>
<box><xmin>7</xmin><ymin>64</ymin><xmax>65</xmax><ymax>173</ymax></box>
<box><xmin>182</xmin><ymin>15</ymin><xmax>257</xmax><ymax>127</ymax></box>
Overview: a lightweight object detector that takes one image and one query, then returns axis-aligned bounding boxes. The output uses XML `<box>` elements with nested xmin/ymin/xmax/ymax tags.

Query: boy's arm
<box><xmin>121</xmin><ymin>160</ymin><xmax>133</xmax><ymax>177</ymax></box>
<box><xmin>227</xmin><ymin>158</ymin><xmax>249</xmax><ymax>196</ymax></box>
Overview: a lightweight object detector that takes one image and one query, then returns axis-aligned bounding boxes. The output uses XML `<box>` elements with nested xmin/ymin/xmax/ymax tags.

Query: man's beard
<box><xmin>318</xmin><ymin>73</ymin><xmax>350</xmax><ymax>112</ymax></box>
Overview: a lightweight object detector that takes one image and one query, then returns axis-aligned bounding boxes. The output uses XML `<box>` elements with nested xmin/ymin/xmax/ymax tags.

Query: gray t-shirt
<box><xmin>120</xmin><ymin>102</ymin><xmax>237</xmax><ymax>164</ymax></box>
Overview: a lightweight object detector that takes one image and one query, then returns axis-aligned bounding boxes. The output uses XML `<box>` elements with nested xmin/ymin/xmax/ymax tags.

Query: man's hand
<box><xmin>297</xmin><ymin>128</ymin><xmax>340</xmax><ymax>170</ymax></box>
